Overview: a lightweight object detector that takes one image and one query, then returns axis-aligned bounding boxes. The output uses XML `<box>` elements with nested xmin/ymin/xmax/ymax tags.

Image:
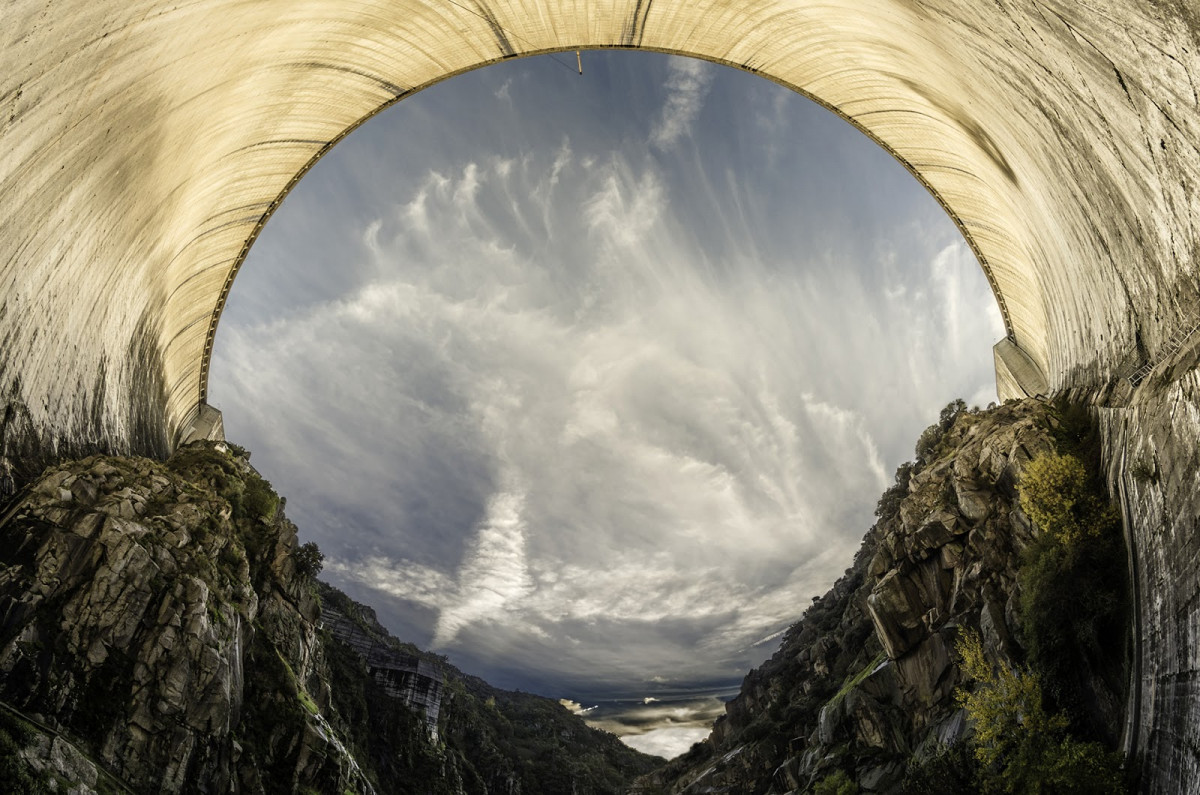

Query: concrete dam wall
<box><xmin>1</xmin><ymin>0</ymin><xmax>1198</xmax><ymax>789</ymax></box>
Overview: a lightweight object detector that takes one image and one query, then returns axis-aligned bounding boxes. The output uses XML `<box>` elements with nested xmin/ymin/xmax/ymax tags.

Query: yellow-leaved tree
<box><xmin>1018</xmin><ymin>451</ymin><xmax>1089</xmax><ymax>542</ymax></box>
<box><xmin>955</xmin><ymin>630</ymin><xmax>1126</xmax><ymax>794</ymax></box>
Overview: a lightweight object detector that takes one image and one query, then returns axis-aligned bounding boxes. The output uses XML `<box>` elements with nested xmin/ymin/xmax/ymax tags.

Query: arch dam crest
<box><xmin>2</xmin><ymin>1</ymin><xmax>1199</xmax><ymax>790</ymax></box>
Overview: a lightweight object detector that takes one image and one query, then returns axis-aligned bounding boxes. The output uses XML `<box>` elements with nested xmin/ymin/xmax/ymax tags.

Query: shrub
<box><xmin>218</xmin><ymin>542</ymin><xmax>245</xmax><ymax>571</ymax></box>
<box><xmin>876</xmin><ymin>461</ymin><xmax>915</xmax><ymax>519</ymax></box>
<box><xmin>1017</xmin><ymin>451</ymin><xmax>1129</xmax><ymax>739</ymax></box>
<box><xmin>0</xmin><ymin>711</ymin><xmax>51</xmax><ymax>794</ymax></box>
<box><xmin>813</xmin><ymin>769</ymin><xmax>857</xmax><ymax>795</ymax></box>
<box><xmin>955</xmin><ymin>630</ymin><xmax>1126</xmax><ymax>794</ymax></box>
<box><xmin>1018</xmin><ymin>514</ymin><xmax>1127</xmax><ymax>733</ymax></box>
<box><xmin>956</xmin><ymin>630</ymin><xmax>1065</xmax><ymax>787</ymax></box>
<box><xmin>1130</xmin><ymin>458</ymin><xmax>1156</xmax><ymax>484</ymax></box>
<box><xmin>914</xmin><ymin>399</ymin><xmax>968</xmax><ymax>463</ymax></box>
<box><xmin>1019</xmin><ymin>452</ymin><xmax>1089</xmax><ymax>541</ymax></box>
<box><xmin>899</xmin><ymin>742</ymin><xmax>976</xmax><ymax>794</ymax></box>
<box><xmin>1046</xmin><ymin>398</ymin><xmax>1097</xmax><ymax>462</ymax></box>
<box><xmin>939</xmin><ymin>398</ymin><xmax>967</xmax><ymax>429</ymax></box>
<box><xmin>240</xmin><ymin>474</ymin><xmax>278</xmax><ymax>522</ymax></box>
<box><xmin>914</xmin><ymin>425</ymin><xmax>937</xmax><ymax>462</ymax></box>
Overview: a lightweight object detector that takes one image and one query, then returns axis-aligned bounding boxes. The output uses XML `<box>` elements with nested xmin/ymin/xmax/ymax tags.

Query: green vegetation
<box><xmin>1129</xmin><ymin>458</ymin><xmax>1156</xmax><ymax>484</ymax></box>
<box><xmin>914</xmin><ymin>398</ymin><xmax>969</xmax><ymax>464</ymax></box>
<box><xmin>898</xmin><ymin>742</ymin><xmax>977</xmax><ymax>794</ymax></box>
<box><xmin>1019</xmin><ymin>453</ymin><xmax>1091</xmax><ymax>542</ymax></box>
<box><xmin>1018</xmin><ymin>448</ymin><xmax>1129</xmax><ymax>742</ymax></box>
<box><xmin>951</xmin><ymin>400</ymin><xmax>1133</xmax><ymax>792</ymax></box>
<box><xmin>297</xmin><ymin>688</ymin><xmax>319</xmax><ymax>716</ymax></box>
<box><xmin>875</xmin><ymin>460</ymin><xmax>914</xmax><ymax>519</ymax></box>
<box><xmin>955</xmin><ymin>630</ymin><xmax>1125</xmax><ymax>794</ymax></box>
<box><xmin>164</xmin><ymin>441</ymin><xmax>277</xmax><ymax>524</ymax></box>
<box><xmin>316</xmin><ymin>583</ymin><xmax>660</xmax><ymax>794</ymax></box>
<box><xmin>1</xmin><ymin>442</ymin><xmax>662</xmax><ymax>793</ymax></box>
<box><xmin>163</xmin><ymin>441</ymin><xmax>302</xmax><ymax>593</ymax></box>
<box><xmin>235</xmin><ymin>633</ymin><xmax>312</xmax><ymax>790</ymax></box>
<box><xmin>814</xmin><ymin>768</ymin><xmax>858</xmax><ymax>794</ymax></box>
<box><xmin>292</xmin><ymin>542</ymin><xmax>324</xmax><ymax>579</ymax></box>
<box><xmin>628</xmin><ymin>399</ymin><xmax>1136</xmax><ymax>795</ymax></box>
<box><xmin>880</xmin><ymin>398</ymin><xmax>979</xmax><ymax>519</ymax></box>
<box><xmin>440</xmin><ymin>678</ymin><xmax>662</xmax><ymax>795</ymax></box>
<box><xmin>240</xmin><ymin>474</ymin><xmax>279</xmax><ymax>522</ymax></box>
<box><xmin>833</xmin><ymin>652</ymin><xmax>886</xmax><ymax>703</ymax></box>
<box><xmin>0</xmin><ymin>709</ymin><xmax>52</xmax><ymax>794</ymax></box>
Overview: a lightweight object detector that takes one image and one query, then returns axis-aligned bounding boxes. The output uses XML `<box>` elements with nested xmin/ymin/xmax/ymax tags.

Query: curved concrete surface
<box><xmin>2</xmin><ymin>0</ymin><xmax>1199</xmax><ymax>789</ymax></box>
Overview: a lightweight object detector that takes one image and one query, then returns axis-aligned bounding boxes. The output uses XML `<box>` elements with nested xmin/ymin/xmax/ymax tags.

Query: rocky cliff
<box><xmin>635</xmin><ymin>398</ymin><xmax>1130</xmax><ymax>793</ymax></box>
<box><xmin>0</xmin><ymin>400</ymin><xmax>1132</xmax><ymax>794</ymax></box>
<box><xmin>0</xmin><ymin>441</ymin><xmax>660</xmax><ymax>793</ymax></box>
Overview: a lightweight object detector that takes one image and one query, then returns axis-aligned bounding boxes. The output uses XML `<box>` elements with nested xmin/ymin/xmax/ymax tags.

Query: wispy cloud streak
<box><xmin>650</xmin><ymin>57</ymin><xmax>714</xmax><ymax>151</ymax></box>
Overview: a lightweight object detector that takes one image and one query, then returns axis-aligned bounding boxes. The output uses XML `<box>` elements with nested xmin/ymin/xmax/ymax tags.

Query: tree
<box><xmin>1018</xmin><ymin>452</ymin><xmax>1089</xmax><ymax>542</ymax></box>
<box><xmin>1017</xmin><ymin>452</ymin><xmax>1128</xmax><ymax>741</ymax></box>
<box><xmin>876</xmin><ymin>461</ymin><xmax>915</xmax><ymax>519</ymax></box>
<box><xmin>915</xmin><ymin>399</ymin><xmax>969</xmax><ymax>463</ymax></box>
<box><xmin>955</xmin><ymin>630</ymin><xmax>1126</xmax><ymax>794</ymax></box>
<box><xmin>293</xmin><ymin>542</ymin><xmax>324</xmax><ymax>579</ymax></box>
<box><xmin>939</xmin><ymin>398</ymin><xmax>968</xmax><ymax>429</ymax></box>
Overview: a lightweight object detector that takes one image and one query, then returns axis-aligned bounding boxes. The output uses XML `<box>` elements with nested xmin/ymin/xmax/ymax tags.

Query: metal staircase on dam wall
<box><xmin>1127</xmin><ymin>319</ymin><xmax>1200</xmax><ymax>387</ymax></box>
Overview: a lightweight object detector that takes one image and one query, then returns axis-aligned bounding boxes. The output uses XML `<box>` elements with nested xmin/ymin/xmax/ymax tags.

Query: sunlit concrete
<box><xmin>2</xmin><ymin>1</ymin><xmax>1199</xmax><ymax>789</ymax></box>
<box><xmin>994</xmin><ymin>337</ymin><xmax>1049</xmax><ymax>400</ymax></box>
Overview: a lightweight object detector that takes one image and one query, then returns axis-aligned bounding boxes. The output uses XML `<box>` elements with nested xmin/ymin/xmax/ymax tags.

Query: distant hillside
<box><xmin>0</xmin><ymin>441</ymin><xmax>661</xmax><ymax>793</ymax></box>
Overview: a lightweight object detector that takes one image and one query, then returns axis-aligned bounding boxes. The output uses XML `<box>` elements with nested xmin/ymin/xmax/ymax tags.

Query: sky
<box><xmin>210</xmin><ymin>51</ymin><xmax>1004</xmax><ymax>758</ymax></box>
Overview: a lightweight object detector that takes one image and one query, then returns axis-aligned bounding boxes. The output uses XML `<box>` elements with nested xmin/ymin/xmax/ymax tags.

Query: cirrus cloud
<box><xmin>211</xmin><ymin>52</ymin><xmax>1003</xmax><ymax>723</ymax></box>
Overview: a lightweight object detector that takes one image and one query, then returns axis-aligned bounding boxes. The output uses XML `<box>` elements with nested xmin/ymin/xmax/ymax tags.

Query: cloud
<box><xmin>217</xmin><ymin>144</ymin><xmax>897</xmax><ymax>688</ymax></box>
<box><xmin>582</xmin><ymin>164</ymin><xmax>664</xmax><ymax>247</ymax></box>
<box><xmin>433</xmin><ymin>489</ymin><xmax>533</xmax><ymax>646</ymax></box>
<box><xmin>650</xmin><ymin>57</ymin><xmax>714</xmax><ymax>151</ymax></box>
<box><xmin>494</xmin><ymin>77</ymin><xmax>512</xmax><ymax>103</ymax></box>
<box><xmin>799</xmin><ymin>393</ymin><xmax>889</xmax><ymax>492</ymax></box>
<box><xmin>211</xmin><ymin>51</ymin><xmax>1004</xmax><ymax>707</ymax></box>
<box><xmin>560</xmin><ymin>699</ymin><xmax>597</xmax><ymax>715</ymax></box>
<box><xmin>622</xmin><ymin>727</ymin><xmax>710</xmax><ymax>759</ymax></box>
<box><xmin>580</xmin><ymin>695</ymin><xmax>730</xmax><ymax>758</ymax></box>
<box><xmin>325</xmin><ymin>555</ymin><xmax>456</xmax><ymax>610</ymax></box>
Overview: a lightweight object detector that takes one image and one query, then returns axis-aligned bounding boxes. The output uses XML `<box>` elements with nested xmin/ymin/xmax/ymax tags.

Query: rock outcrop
<box><xmin>0</xmin><ymin>401</ymin><xmax>1132</xmax><ymax>793</ymax></box>
<box><xmin>636</xmin><ymin>398</ymin><xmax>1129</xmax><ymax>793</ymax></box>
<box><xmin>321</xmin><ymin>594</ymin><xmax>446</xmax><ymax>739</ymax></box>
<box><xmin>0</xmin><ymin>441</ymin><xmax>661</xmax><ymax>793</ymax></box>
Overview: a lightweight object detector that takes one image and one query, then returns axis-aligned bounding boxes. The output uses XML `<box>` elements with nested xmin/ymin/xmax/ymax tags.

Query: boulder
<box><xmin>868</xmin><ymin>569</ymin><xmax>925</xmax><ymax>659</ymax></box>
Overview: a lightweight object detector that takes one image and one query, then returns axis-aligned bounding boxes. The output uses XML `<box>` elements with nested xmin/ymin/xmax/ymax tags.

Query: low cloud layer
<box><xmin>212</xmin><ymin>53</ymin><xmax>1003</xmax><ymax>706</ymax></box>
<box><xmin>564</xmin><ymin>695</ymin><xmax>730</xmax><ymax>758</ymax></box>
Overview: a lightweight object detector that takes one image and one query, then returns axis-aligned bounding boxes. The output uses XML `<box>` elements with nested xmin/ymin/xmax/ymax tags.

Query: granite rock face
<box><xmin>0</xmin><ymin>443</ymin><xmax>371</xmax><ymax>793</ymax></box>
<box><xmin>0</xmin><ymin>442</ymin><xmax>661</xmax><ymax>793</ymax></box>
<box><xmin>635</xmin><ymin>399</ymin><xmax>1126</xmax><ymax>794</ymax></box>
<box><xmin>322</xmin><ymin>600</ymin><xmax>446</xmax><ymax>739</ymax></box>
